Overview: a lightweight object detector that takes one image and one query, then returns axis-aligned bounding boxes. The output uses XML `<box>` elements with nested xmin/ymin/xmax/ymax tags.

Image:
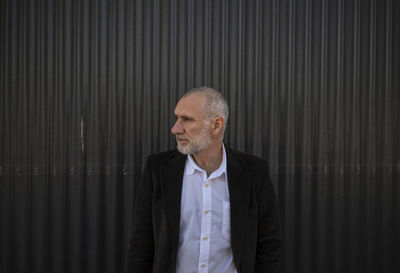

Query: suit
<box><xmin>127</xmin><ymin>146</ymin><xmax>282</xmax><ymax>273</ymax></box>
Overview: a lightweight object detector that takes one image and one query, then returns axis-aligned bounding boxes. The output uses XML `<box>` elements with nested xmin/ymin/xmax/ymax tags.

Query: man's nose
<box><xmin>171</xmin><ymin>120</ymin><xmax>184</xmax><ymax>134</ymax></box>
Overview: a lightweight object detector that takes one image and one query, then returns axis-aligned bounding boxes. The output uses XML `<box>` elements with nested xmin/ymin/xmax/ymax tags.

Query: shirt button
<box><xmin>205</xmin><ymin>210</ymin><xmax>209</xmax><ymax>214</ymax></box>
<box><xmin>203</xmin><ymin>236</ymin><xmax>208</xmax><ymax>240</ymax></box>
<box><xmin>204</xmin><ymin>184</ymin><xmax>209</xmax><ymax>188</ymax></box>
<box><xmin>201</xmin><ymin>264</ymin><xmax>206</xmax><ymax>268</ymax></box>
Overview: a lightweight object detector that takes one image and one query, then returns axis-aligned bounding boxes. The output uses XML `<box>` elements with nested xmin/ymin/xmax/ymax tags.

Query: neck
<box><xmin>191</xmin><ymin>142</ymin><xmax>223</xmax><ymax>177</ymax></box>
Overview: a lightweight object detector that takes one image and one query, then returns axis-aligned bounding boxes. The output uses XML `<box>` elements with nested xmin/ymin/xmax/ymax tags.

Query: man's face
<box><xmin>171</xmin><ymin>94</ymin><xmax>212</xmax><ymax>155</ymax></box>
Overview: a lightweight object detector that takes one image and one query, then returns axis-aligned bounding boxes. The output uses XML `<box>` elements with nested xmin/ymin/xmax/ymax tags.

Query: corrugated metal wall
<box><xmin>1</xmin><ymin>0</ymin><xmax>399</xmax><ymax>273</ymax></box>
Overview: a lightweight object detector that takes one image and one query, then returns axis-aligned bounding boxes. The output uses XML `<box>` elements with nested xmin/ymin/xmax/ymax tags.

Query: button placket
<box><xmin>198</xmin><ymin>180</ymin><xmax>212</xmax><ymax>273</ymax></box>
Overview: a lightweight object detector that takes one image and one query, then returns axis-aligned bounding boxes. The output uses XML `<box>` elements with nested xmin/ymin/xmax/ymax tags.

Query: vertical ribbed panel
<box><xmin>1</xmin><ymin>0</ymin><xmax>399</xmax><ymax>273</ymax></box>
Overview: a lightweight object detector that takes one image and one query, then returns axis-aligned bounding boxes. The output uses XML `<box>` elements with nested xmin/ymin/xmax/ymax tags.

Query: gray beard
<box><xmin>177</xmin><ymin>142</ymin><xmax>206</xmax><ymax>155</ymax></box>
<box><xmin>176</xmin><ymin>129</ymin><xmax>211</xmax><ymax>155</ymax></box>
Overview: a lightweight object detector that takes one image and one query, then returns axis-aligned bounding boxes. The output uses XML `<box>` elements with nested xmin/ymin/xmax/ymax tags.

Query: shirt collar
<box><xmin>184</xmin><ymin>143</ymin><xmax>227</xmax><ymax>180</ymax></box>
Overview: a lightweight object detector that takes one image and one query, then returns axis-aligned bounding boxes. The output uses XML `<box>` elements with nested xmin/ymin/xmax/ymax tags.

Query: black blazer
<box><xmin>127</xmin><ymin>147</ymin><xmax>282</xmax><ymax>273</ymax></box>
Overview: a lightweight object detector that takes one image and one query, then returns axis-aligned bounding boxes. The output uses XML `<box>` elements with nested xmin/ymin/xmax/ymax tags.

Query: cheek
<box><xmin>190</xmin><ymin>125</ymin><xmax>205</xmax><ymax>134</ymax></box>
<box><xmin>186</xmin><ymin>122</ymin><xmax>210</xmax><ymax>136</ymax></box>
<box><xmin>196</xmin><ymin>125</ymin><xmax>212</xmax><ymax>138</ymax></box>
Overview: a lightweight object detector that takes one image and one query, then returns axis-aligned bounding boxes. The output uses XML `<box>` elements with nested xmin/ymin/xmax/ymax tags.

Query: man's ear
<box><xmin>212</xmin><ymin>117</ymin><xmax>224</xmax><ymax>135</ymax></box>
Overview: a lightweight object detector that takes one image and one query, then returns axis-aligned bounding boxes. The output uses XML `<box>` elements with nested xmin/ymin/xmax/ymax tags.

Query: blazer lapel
<box><xmin>226</xmin><ymin>148</ymin><xmax>253</xmax><ymax>261</ymax></box>
<box><xmin>159</xmin><ymin>151</ymin><xmax>186</xmax><ymax>250</ymax></box>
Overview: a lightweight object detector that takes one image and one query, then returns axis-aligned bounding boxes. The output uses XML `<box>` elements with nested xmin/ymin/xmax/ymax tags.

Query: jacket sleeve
<box><xmin>255</xmin><ymin>163</ymin><xmax>283</xmax><ymax>273</ymax></box>
<box><xmin>126</xmin><ymin>157</ymin><xmax>155</xmax><ymax>273</ymax></box>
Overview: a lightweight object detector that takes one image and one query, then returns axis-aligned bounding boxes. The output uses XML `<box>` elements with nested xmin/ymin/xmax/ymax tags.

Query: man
<box><xmin>127</xmin><ymin>87</ymin><xmax>282</xmax><ymax>273</ymax></box>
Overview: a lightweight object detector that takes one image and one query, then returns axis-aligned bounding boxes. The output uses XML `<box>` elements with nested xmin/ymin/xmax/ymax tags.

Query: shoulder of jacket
<box><xmin>147</xmin><ymin>149</ymin><xmax>182</xmax><ymax>164</ymax></box>
<box><xmin>227</xmin><ymin>148</ymin><xmax>268</xmax><ymax>171</ymax></box>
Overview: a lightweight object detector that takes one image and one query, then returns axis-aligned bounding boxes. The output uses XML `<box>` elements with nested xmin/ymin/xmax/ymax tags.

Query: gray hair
<box><xmin>183</xmin><ymin>86</ymin><xmax>229</xmax><ymax>134</ymax></box>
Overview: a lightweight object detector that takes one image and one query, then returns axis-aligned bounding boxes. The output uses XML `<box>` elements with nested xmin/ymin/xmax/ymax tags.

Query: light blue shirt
<box><xmin>176</xmin><ymin>144</ymin><xmax>237</xmax><ymax>273</ymax></box>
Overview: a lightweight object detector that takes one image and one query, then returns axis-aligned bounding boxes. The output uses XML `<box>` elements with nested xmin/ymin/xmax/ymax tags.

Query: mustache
<box><xmin>175</xmin><ymin>134</ymin><xmax>189</xmax><ymax>140</ymax></box>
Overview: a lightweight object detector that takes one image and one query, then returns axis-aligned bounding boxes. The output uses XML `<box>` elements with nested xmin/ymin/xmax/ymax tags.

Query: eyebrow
<box><xmin>174</xmin><ymin>114</ymin><xmax>195</xmax><ymax>121</ymax></box>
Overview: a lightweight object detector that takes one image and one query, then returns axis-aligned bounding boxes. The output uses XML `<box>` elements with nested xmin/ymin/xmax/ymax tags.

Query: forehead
<box><xmin>174</xmin><ymin>93</ymin><xmax>206</xmax><ymax>118</ymax></box>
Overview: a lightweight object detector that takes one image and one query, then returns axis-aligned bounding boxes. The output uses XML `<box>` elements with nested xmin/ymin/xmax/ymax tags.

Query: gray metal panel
<box><xmin>0</xmin><ymin>0</ymin><xmax>399</xmax><ymax>272</ymax></box>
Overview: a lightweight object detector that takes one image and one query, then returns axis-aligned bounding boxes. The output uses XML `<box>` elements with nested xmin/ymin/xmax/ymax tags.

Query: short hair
<box><xmin>183</xmin><ymin>86</ymin><xmax>229</xmax><ymax>133</ymax></box>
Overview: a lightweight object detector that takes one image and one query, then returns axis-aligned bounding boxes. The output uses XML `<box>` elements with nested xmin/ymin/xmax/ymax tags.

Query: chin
<box><xmin>177</xmin><ymin>144</ymin><xmax>191</xmax><ymax>155</ymax></box>
<box><xmin>177</xmin><ymin>143</ymin><xmax>205</xmax><ymax>155</ymax></box>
